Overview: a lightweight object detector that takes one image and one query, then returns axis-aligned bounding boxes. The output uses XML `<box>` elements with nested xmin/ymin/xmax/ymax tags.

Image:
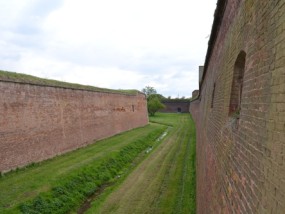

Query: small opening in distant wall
<box><xmin>177</xmin><ymin>107</ymin><xmax>182</xmax><ymax>113</ymax></box>
<box><xmin>229</xmin><ymin>51</ymin><xmax>246</xmax><ymax>118</ymax></box>
<box><xmin>132</xmin><ymin>105</ymin><xmax>135</xmax><ymax>112</ymax></box>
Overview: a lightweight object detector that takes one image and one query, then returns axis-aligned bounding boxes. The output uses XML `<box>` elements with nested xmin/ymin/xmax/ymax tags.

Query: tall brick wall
<box><xmin>190</xmin><ymin>0</ymin><xmax>285</xmax><ymax>213</ymax></box>
<box><xmin>0</xmin><ymin>80</ymin><xmax>148</xmax><ymax>172</ymax></box>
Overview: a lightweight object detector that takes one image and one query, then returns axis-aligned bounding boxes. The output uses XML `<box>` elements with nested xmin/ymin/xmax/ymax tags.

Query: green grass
<box><xmin>89</xmin><ymin>113</ymin><xmax>196</xmax><ymax>213</ymax></box>
<box><xmin>0</xmin><ymin>113</ymin><xmax>196</xmax><ymax>214</ymax></box>
<box><xmin>149</xmin><ymin>112</ymin><xmax>182</xmax><ymax>126</ymax></box>
<box><xmin>0</xmin><ymin>70</ymin><xmax>138</xmax><ymax>95</ymax></box>
<box><xmin>154</xmin><ymin>113</ymin><xmax>196</xmax><ymax>213</ymax></box>
<box><xmin>0</xmin><ymin>123</ymin><xmax>167</xmax><ymax>214</ymax></box>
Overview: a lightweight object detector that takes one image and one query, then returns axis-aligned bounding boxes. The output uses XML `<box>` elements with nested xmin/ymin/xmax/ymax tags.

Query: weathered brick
<box><xmin>0</xmin><ymin>81</ymin><xmax>148</xmax><ymax>172</ymax></box>
<box><xmin>190</xmin><ymin>0</ymin><xmax>285</xmax><ymax>213</ymax></box>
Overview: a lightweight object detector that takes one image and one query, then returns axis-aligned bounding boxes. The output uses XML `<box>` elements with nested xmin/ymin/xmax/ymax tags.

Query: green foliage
<box><xmin>141</xmin><ymin>86</ymin><xmax>157</xmax><ymax>98</ymax></box>
<box><xmin>148</xmin><ymin>97</ymin><xmax>165</xmax><ymax>116</ymax></box>
<box><xmin>0</xmin><ymin>70</ymin><xmax>137</xmax><ymax>95</ymax></box>
<box><xmin>0</xmin><ymin>124</ymin><xmax>165</xmax><ymax>213</ymax></box>
<box><xmin>148</xmin><ymin>93</ymin><xmax>165</xmax><ymax>101</ymax></box>
<box><xmin>161</xmin><ymin>97</ymin><xmax>191</xmax><ymax>102</ymax></box>
<box><xmin>141</xmin><ymin>86</ymin><xmax>166</xmax><ymax>116</ymax></box>
<box><xmin>18</xmin><ymin>127</ymin><xmax>166</xmax><ymax>214</ymax></box>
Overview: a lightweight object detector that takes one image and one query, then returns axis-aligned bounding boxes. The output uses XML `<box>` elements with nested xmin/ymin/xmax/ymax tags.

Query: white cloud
<box><xmin>0</xmin><ymin>0</ymin><xmax>217</xmax><ymax>97</ymax></box>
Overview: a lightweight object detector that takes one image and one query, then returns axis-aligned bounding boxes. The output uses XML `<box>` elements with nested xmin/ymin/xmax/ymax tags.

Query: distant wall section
<box><xmin>0</xmin><ymin>80</ymin><xmax>148</xmax><ymax>172</ymax></box>
<box><xmin>160</xmin><ymin>101</ymin><xmax>190</xmax><ymax>113</ymax></box>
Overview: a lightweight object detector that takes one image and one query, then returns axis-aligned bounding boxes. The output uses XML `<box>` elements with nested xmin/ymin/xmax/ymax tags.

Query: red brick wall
<box><xmin>160</xmin><ymin>101</ymin><xmax>190</xmax><ymax>113</ymax></box>
<box><xmin>190</xmin><ymin>0</ymin><xmax>285</xmax><ymax>213</ymax></box>
<box><xmin>0</xmin><ymin>81</ymin><xmax>148</xmax><ymax>172</ymax></box>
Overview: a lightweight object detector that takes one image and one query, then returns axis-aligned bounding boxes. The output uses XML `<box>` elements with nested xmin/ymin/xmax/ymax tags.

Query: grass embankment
<box><xmin>88</xmin><ymin>113</ymin><xmax>196</xmax><ymax>214</ymax></box>
<box><xmin>0</xmin><ymin>124</ymin><xmax>166</xmax><ymax>214</ymax></box>
<box><xmin>0</xmin><ymin>70</ymin><xmax>138</xmax><ymax>95</ymax></box>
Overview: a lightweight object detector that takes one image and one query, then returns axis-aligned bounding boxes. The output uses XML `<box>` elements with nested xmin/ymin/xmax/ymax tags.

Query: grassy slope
<box><xmin>88</xmin><ymin>113</ymin><xmax>196</xmax><ymax>214</ymax></box>
<box><xmin>0</xmin><ymin>123</ymin><xmax>166</xmax><ymax>214</ymax></box>
<box><xmin>0</xmin><ymin>70</ymin><xmax>138</xmax><ymax>95</ymax></box>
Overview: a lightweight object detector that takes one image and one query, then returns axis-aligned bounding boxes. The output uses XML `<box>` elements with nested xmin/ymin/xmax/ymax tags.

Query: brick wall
<box><xmin>0</xmin><ymin>81</ymin><xmax>148</xmax><ymax>172</ymax></box>
<box><xmin>160</xmin><ymin>101</ymin><xmax>190</xmax><ymax>113</ymax></box>
<box><xmin>190</xmin><ymin>0</ymin><xmax>285</xmax><ymax>213</ymax></box>
<box><xmin>192</xmin><ymin>90</ymin><xmax>199</xmax><ymax>99</ymax></box>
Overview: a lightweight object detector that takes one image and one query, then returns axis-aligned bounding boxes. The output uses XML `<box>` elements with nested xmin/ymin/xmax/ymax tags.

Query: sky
<box><xmin>0</xmin><ymin>0</ymin><xmax>217</xmax><ymax>98</ymax></box>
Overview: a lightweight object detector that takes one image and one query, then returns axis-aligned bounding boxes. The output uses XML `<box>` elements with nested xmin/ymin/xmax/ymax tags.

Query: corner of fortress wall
<box><xmin>0</xmin><ymin>81</ymin><xmax>149</xmax><ymax>172</ymax></box>
<box><xmin>191</xmin><ymin>0</ymin><xmax>285</xmax><ymax>213</ymax></box>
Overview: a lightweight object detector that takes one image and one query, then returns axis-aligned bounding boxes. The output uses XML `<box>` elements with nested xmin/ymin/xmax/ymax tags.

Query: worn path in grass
<box><xmin>0</xmin><ymin>123</ymin><xmax>165</xmax><ymax>213</ymax></box>
<box><xmin>87</xmin><ymin>113</ymin><xmax>196</xmax><ymax>214</ymax></box>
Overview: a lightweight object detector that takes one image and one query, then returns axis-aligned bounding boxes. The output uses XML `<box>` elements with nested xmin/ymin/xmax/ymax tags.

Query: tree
<box><xmin>147</xmin><ymin>97</ymin><xmax>165</xmax><ymax>116</ymax></box>
<box><xmin>148</xmin><ymin>93</ymin><xmax>165</xmax><ymax>101</ymax></box>
<box><xmin>142</xmin><ymin>86</ymin><xmax>157</xmax><ymax>98</ymax></box>
<box><xmin>142</xmin><ymin>86</ymin><xmax>165</xmax><ymax>115</ymax></box>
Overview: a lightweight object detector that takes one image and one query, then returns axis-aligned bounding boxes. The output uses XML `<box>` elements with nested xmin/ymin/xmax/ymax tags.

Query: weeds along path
<box><xmin>0</xmin><ymin>123</ymin><xmax>166</xmax><ymax>214</ymax></box>
<box><xmin>88</xmin><ymin>113</ymin><xmax>196</xmax><ymax>214</ymax></box>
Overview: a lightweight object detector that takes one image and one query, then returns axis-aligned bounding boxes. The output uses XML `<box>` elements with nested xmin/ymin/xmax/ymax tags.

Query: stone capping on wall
<box><xmin>0</xmin><ymin>78</ymin><xmax>143</xmax><ymax>97</ymax></box>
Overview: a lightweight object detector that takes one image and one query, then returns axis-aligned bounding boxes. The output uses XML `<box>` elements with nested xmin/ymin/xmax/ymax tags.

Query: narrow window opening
<box><xmin>132</xmin><ymin>105</ymin><xmax>135</xmax><ymax>112</ymax></box>
<box><xmin>211</xmin><ymin>83</ymin><xmax>216</xmax><ymax>109</ymax></box>
<box><xmin>229</xmin><ymin>51</ymin><xmax>246</xmax><ymax>117</ymax></box>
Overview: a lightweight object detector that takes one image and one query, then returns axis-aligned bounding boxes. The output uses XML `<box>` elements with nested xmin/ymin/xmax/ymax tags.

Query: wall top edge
<box><xmin>0</xmin><ymin>70</ymin><xmax>141</xmax><ymax>96</ymax></box>
<box><xmin>200</xmin><ymin>0</ymin><xmax>228</xmax><ymax>91</ymax></box>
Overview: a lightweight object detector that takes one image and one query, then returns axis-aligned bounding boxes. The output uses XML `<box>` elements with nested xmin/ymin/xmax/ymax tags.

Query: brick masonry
<box><xmin>0</xmin><ymin>81</ymin><xmax>148</xmax><ymax>172</ymax></box>
<box><xmin>190</xmin><ymin>0</ymin><xmax>285</xmax><ymax>213</ymax></box>
<box><xmin>192</xmin><ymin>90</ymin><xmax>199</xmax><ymax>99</ymax></box>
<box><xmin>160</xmin><ymin>101</ymin><xmax>190</xmax><ymax>113</ymax></box>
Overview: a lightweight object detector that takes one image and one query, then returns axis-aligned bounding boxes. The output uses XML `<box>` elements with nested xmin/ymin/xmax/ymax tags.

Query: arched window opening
<box><xmin>229</xmin><ymin>51</ymin><xmax>246</xmax><ymax>117</ymax></box>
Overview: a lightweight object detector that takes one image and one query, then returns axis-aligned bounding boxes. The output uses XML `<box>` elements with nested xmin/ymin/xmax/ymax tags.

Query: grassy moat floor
<box><xmin>0</xmin><ymin>113</ymin><xmax>196</xmax><ymax>214</ymax></box>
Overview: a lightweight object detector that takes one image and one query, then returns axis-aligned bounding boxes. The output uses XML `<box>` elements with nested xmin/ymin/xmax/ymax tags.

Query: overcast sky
<box><xmin>0</xmin><ymin>0</ymin><xmax>216</xmax><ymax>98</ymax></box>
